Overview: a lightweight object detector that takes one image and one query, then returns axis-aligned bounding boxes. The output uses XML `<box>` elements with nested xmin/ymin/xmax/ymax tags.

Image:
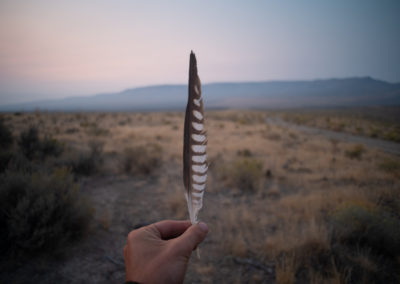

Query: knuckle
<box><xmin>127</xmin><ymin>230</ymin><xmax>137</xmax><ymax>242</ymax></box>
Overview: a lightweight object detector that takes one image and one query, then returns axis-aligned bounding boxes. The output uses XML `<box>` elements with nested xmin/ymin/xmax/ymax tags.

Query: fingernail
<box><xmin>198</xmin><ymin>222</ymin><xmax>208</xmax><ymax>233</ymax></box>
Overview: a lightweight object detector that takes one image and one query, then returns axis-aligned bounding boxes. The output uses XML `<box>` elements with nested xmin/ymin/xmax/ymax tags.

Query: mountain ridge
<box><xmin>1</xmin><ymin>77</ymin><xmax>399</xmax><ymax>111</ymax></box>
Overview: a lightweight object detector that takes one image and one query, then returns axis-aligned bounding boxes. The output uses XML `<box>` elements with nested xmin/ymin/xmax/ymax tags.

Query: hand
<box><xmin>124</xmin><ymin>220</ymin><xmax>209</xmax><ymax>284</ymax></box>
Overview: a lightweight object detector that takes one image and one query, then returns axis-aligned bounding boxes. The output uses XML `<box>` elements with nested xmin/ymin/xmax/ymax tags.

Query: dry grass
<box><xmin>273</xmin><ymin>107</ymin><xmax>400</xmax><ymax>142</ymax></box>
<box><xmin>275</xmin><ymin>252</ymin><xmax>297</xmax><ymax>284</ymax></box>
<box><xmin>165</xmin><ymin>184</ymin><xmax>187</xmax><ymax>219</ymax></box>
<box><xmin>120</xmin><ymin>144</ymin><xmax>162</xmax><ymax>176</ymax></box>
<box><xmin>1</xmin><ymin>109</ymin><xmax>400</xmax><ymax>283</ymax></box>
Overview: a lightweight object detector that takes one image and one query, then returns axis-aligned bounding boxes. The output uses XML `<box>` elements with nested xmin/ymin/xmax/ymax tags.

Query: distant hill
<box><xmin>1</xmin><ymin>77</ymin><xmax>399</xmax><ymax>111</ymax></box>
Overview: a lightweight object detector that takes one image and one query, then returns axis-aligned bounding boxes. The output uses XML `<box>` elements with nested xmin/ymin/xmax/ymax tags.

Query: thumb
<box><xmin>173</xmin><ymin>222</ymin><xmax>208</xmax><ymax>255</ymax></box>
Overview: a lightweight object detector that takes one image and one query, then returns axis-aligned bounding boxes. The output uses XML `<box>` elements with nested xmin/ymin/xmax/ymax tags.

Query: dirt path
<box><xmin>266</xmin><ymin>117</ymin><xmax>400</xmax><ymax>155</ymax></box>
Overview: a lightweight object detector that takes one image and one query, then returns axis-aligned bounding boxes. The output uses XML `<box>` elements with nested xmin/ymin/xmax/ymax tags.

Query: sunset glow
<box><xmin>0</xmin><ymin>0</ymin><xmax>399</xmax><ymax>104</ymax></box>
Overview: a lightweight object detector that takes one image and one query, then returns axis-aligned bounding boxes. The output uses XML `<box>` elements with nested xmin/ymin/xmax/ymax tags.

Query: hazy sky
<box><xmin>1</xmin><ymin>0</ymin><xmax>399</xmax><ymax>104</ymax></box>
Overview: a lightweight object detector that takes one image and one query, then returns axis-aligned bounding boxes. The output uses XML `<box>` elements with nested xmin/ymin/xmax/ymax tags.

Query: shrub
<box><xmin>332</xmin><ymin>205</ymin><xmax>400</xmax><ymax>257</ymax></box>
<box><xmin>0</xmin><ymin>168</ymin><xmax>92</xmax><ymax>257</ymax></box>
<box><xmin>68</xmin><ymin>141</ymin><xmax>103</xmax><ymax>176</ymax></box>
<box><xmin>18</xmin><ymin>126</ymin><xmax>40</xmax><ymax>159</ymax></box>
<box><xmin>5</xmin><ymin>153</ymin><xmax>35</xmax><ymax>174</ymax></box>
<box><xmin>237</xmin><ymin>149</ymin><xmax>252</xmax><ymax>157</ymax></box>
<box><xmin>65</xmin><ymin>127</ymin><xmax>79</xmax><ymax>134</ymax></box>
<box><xmin>264</xmin><ymin>132</ymin><xmax>281</xmax><ymax>141</ymax></box>
<box><xmin>274</xmin><ymin>240</ymin><xmax>333</xmax><ymax>284</ymax></box>
<box><xmin>269</xmin><ymin>203</ymin><xmax>400</xmax><ymax>283</ymax></box>
<box><xmin>70</xmin><ymin>154</ymin><xmax>98</xmax><ymax>176</ymax></box>
<box><xmin>18</xmin><ymin>126</ymin><xmax>63</xmax><ymax>160</ymax></box>
<box><xmin>40</xmin><ymin>136</ymin><xmax>63</xmax><ymax>158</ymax></box>
<box><xmin>0</xmin><ymin>151</ymin><xmax>14</xmax><ymax>173</ymax></box>
<box><xmin>0</xmin><ymin>118</ymin><xmax>13</xmax><ymax>149</ymax></box>
<box><xmin>383</xmin><ymin>128</ymin><xmax>400</xmax><ymax>142</ymax></box>
<box><xmin>355</xmin><ymin>126</ymin><xmax>364</xmax><ymax>134</ymax></box>
<box><xmin>221</xmin><ymin>157</ymin><xmax>263</xmax><ymax>192</ymax></box>
<box><xmin>368</xmin><ymin>127</ymin><xmax>380</xmax><ymax>138</ymax></box>
<box><xmin>121</xmin><ymin>144</ymin><xmax>162</xmax><ymax>176</ymax></box>
<box><xmin>88</xmin><ymin>126</ymin><xmax>110</xmax><ymax>137</ymax></box>
<box><xmin>344</xmin><ymin>144</ymin><xmax>365</xmax><ymax>160</ymax></box>
<box><xmin>379</xmin><ymin>158</ymin><xmax>400</xmax><ymax>176</ymax></box>
<box><xmin>331</xmin><ymin>204</ymin><xmax>400</xmax><ymax>283</ymax></box>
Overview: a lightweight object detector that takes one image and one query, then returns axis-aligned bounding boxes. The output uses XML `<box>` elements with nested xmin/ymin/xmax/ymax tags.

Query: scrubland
<box><xmin>273</xmin><ymin>107</ymin><xmax>400</xmax><ymax>143</ymax></box>
<box><xmin>0</xmin><ymin>109</ymin><xmax>399</xmax><ymax>283</ymax></box>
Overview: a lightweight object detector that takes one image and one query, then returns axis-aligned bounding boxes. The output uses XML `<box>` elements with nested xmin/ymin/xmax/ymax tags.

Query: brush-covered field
<box><xmin>273</xmin><ymin>106</ymin><xmax>400</xmax><ymax>143</ymax></box>
<box><xmin>1</xmin><ymin>109</ymin><xmax>399</xmax><ymax>284</ymax></box>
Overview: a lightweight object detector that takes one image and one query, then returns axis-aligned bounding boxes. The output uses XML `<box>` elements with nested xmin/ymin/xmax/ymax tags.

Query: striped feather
<box><xmin>183</xmin><ymin>51</ymin><xmax>207</xmax><ymax>225</ymax></box>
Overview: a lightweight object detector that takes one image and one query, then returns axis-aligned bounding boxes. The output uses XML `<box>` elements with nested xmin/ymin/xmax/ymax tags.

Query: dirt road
<box><xmin>266</xmin><ymin>117</ymin><xmax>400</xmax><ymax>155</ymax></box>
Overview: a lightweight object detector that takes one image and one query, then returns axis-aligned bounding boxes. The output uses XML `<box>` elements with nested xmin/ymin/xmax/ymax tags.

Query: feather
<box><xmin>183</xmin><ymin>51</ymin><xmax>207</xmax><ymax>225</ymax></box>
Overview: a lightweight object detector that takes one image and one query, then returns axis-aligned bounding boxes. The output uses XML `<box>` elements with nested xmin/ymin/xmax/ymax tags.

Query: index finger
<box><xmin>153</xmin><ymin>220</ymin><xmax>192</xmax><ymax>240</ymax></box>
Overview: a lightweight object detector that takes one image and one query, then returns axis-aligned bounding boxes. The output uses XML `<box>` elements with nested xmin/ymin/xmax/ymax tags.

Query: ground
<box><xmin>1</xmin><ymin>109</ymin><xmax>399</xmax><ymax>283</ymax></box>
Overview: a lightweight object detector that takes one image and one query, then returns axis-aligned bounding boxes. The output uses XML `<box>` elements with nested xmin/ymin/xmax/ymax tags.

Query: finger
<box><xmin>153</xmin><ymin>220</ymin><xmax>192</xmax><ymax>240</ymax></box>
<box><xmin>174</xmin><ymin>222</ymin><xmax>208</xmax><ymax>254</ymax></box>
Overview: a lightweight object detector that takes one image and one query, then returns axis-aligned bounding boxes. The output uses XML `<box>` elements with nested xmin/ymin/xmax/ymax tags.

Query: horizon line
<box><xmin>1</xmin><ymin>75</ymin><xmax>398</xmax><ymax>107</ymax></box>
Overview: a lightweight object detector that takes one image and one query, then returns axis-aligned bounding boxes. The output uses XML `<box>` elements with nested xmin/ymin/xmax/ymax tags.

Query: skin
<box><xmin>124</xmin><ymin>220</ymin><xmax>209</xmax><ymax>284</ymax></box>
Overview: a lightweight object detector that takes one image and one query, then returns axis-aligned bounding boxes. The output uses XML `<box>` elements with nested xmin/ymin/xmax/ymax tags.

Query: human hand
<box><xmin>124</xmin><ymin>220</ymin><xmax>209</xmax><ymax>284</ymax></box>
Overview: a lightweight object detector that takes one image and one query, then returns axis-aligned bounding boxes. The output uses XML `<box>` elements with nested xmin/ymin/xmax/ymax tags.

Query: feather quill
<box><xmin>183</xmin><ymin>51</ymin><xmax>207</xmax><ymax>226</ymax></box>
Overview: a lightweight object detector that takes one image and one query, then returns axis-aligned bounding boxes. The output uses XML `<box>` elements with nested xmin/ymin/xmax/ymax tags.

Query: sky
<box><xmin>0</xmin><ymin>0</ymin><xmax>399</xmax><ymax>104</ymax></box>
